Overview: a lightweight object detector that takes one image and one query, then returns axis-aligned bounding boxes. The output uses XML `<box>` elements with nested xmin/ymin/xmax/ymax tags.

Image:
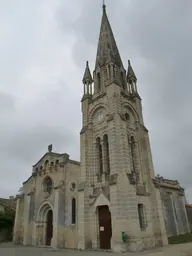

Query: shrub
<box><xmin>168</xmin><ymin>233</ymin><xmax>192</xmax><ymax>244</ymax></box>
<box><xmin>0</xmin><ymin>211</ymin><xmax>15</xmax><ymax>242</ymax></box>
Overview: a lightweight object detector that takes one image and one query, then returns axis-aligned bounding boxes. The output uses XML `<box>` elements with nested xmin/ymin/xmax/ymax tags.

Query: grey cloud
<box><xmin>0</xmin><ymin>91</ymin><xmax>16</xmax><ymax>114</ymax></box>
<box><xmin>0</xmin><ymin>0</ymin><xmax>192</xmax><ymax>202</ymax></box>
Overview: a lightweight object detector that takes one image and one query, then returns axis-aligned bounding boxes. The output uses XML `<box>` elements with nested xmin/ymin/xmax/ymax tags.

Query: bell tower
<box><xmin>78</xmin><ymin>3</ymin><xmax>168</xmax><ymax>252</ymax></box>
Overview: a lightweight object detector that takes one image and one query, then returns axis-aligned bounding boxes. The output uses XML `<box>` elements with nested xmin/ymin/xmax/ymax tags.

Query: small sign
<box><xmin>100</xmin><ymin>226</ymin><xmax>104</xmax><ymax>231</ymax></box>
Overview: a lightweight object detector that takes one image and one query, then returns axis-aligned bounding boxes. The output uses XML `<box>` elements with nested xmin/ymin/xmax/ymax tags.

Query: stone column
<box><xmin>170</xmin><ymin>194</ymin><xmax>179</xmax><ymax>235</ymax></box>
<box><xmin>180</xmin><ymin>195</ymin><xmax>190</xmax><ymax>233</ymax></box>
<box><xmin>13</xmin><ymin>195</ymin><xmax>22</xmax><ymax>243</ymax></box>
<box><xmin>93</xmin><ymin>141</ymin><xmax>98</xmax><ymax>184</ymax></box>
<box><xmin>51</xmin><ymin>181</ymin><xmax>65</xmax><ymax>249</ymax></box>
<box><xmin>151</xmin><ymin>184</ymin><xmax>168</xmax><ymax>246</ymax></box>
<box><xmin>23</xmin><ymin>188</ymin><xmax>36</xmax><ymax>246</ymax></box>
<box><xmin>23</xmin><ymin>194</ymin><xmax>31</xmax><ymax>245</ymax></box>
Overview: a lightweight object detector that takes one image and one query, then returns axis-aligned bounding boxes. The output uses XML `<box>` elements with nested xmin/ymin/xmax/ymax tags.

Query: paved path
<box><xmin>0</xmin><ymin>242</ymin><xmax>192</xmax><ymax>255</ymax></box>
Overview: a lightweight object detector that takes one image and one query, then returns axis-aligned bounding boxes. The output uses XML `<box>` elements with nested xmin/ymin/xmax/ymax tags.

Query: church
<box><xmin>13</xmin><ymin>4</ymin><xmax>190</xmax><ymax>252</ymax></box>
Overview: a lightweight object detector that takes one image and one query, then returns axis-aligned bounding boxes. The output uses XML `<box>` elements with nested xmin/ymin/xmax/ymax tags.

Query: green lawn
<box><xmin>168</xmin><ymin>233</ymin><xmax>192</xmax><ymax>244</ymax></box>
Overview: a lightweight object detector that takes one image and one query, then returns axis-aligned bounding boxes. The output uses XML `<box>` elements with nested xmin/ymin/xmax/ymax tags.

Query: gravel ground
<box><xmin>0</xmin><ymin>242</ymin><xmax>192</xmax><ymax>256</ymax></box>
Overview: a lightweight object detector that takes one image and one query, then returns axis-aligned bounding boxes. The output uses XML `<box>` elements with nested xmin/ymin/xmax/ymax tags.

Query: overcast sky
<box><xmin>0</xmin><ymin>0</ymin><xmax>192</xmax><ymax>201</ymax></box>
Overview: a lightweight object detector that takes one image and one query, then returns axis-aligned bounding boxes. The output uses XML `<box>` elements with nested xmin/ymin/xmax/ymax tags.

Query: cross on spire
<box><xmin>102</xmin><ymin>0</ymin><xmax>106</xmax><ymax>10</ymax></box>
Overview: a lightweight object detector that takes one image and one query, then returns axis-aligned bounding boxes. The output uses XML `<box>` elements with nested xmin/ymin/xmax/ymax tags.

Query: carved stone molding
<box><xmin>88</xmin><ymin>185</ymin><xmax>110</xmax><ymax>205</ymax></box>
<box><xmin>54</xmin><ymin>180</ymin><xmax>64</xmax><ymax>190</ymax></box>
<box><xmin>127</xmin><ymin>172</ymin><xmax>136</xmax><ymax>185</ymax></box>
<box><xmin>15</xmin><ymin>193</ymin><xmax>24</xmax><ymax>199</ymax></box>
<box><xmin>80</xmin><ymin>126</ymin><xmax>88</xmax><ymax>135</ymax></box>
<box><xmin>89</xmin><ymin>187</ymin><xmax>100</xmax><ymax>199</ymax></box>
<box><xmin>136</xmin><ymin>185</ymin><xmax>150</xmax><ymax>196</ymax></box>
<box><xmin>152</xmin><ymin>179</ymin><xmax>160</xmax><ymax>188</ymax></box>
<box><xmin>32</xmin><ymin>172</ymin><xmax>37</xmax><ymax>177</ymax></box>
<box><xmin>59</xmin><ymin>163</ymin><xmax>64</xmax><ymax>168</ymax></box>
<box><xmin>118</xmin><ymin>113</ymin><xmax>126</xmax><ymax>121</ymax></box>
<box><xmin>91</xmin><ymin>92</ymin><xmax>107</xmax><ymax>104</ymax></box>
<box><xmin>109</xmin><ymin>174</ymin><xmax>118</xmax><ymax>185</ymax></box>
<box><xmin>179</xmin><ymin>191</ymin><xmax>184</xmax><ymax>196</ymax></box>
<box><xmin>120</xmin><ymin>91</ymin><xmax>133</xmax><ymax>101</ymax></box>
<box><xmin>27</xmin><ymin>187</ymin><xmax>36</xmax><ymax>196</ymax></box>
<box><xmin>106</xmin><ymin>113</ymin><xmax>114</xmax><ymax>122</ymax></box>
<box><xmin>78</xmin><ymin>181</ymin><xmax>86</xmax><ymax>192</ymax></box>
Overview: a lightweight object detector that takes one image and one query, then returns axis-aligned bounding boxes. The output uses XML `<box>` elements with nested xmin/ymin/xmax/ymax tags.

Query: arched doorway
<box><xmin>46</xmin><ymin>210</ymin><xmax>53</xmax><ymax>246</ymax></box>
<box><xmin>98</xmin><ymin>205</ymin><xmax>112</xmax><ymax>249</ymax></box>
<box><xmin>36</xmin><ymin>202</ymin><xmax>53</xmax><ymax>246</ymax></box>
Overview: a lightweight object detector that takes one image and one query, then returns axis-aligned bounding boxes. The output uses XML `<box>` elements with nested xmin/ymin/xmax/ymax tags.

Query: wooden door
<box><xmin>46</xmin><ymin>210</ymin><xmax>53</xmax><ymax>246</ymax></box>
<box><xmin>98</xmin><ymin>205</ymin><xmax>112</xmax><ymax>249</ymax></box>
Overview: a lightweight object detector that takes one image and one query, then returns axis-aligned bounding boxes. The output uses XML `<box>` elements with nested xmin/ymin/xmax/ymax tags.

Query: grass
<box><xmin>168</xmin><ymin>233</ymin><xmax>192</xmax><ymax>244</ymax></box>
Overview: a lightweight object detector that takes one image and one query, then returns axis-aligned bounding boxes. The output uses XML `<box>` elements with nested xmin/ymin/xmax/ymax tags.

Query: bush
<box><xmin>0</xmin><ymin>211</ymin><xmax>15</xmax><ymax>242</ymax></box>
<box><xmin>168</xmin><ymin>233</ymin><xmax>192</xmax><ymax>244</ymax></box>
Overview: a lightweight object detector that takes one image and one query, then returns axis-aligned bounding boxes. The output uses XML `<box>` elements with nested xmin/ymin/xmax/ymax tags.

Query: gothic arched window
<box><xmin>55</xmin><ymin>159</ymin><xmax>59</xmax><ymax>165</ymax></box>
<box><xmin>44</xmin><ymin>160</ymin><xmax>49</xmax><ymax>168</ymax></box>
<box><xmin>103</xmin><ymin>134</ymin><xmax>110</xmax><ymax>175</ymax></box>
<box><xmin>43</xmin><ymin>176</ymin><xmax>53</xmax><ymax>195</ymax></box>
<box><xmin>97</xmin><ymin>72</ymin><xmax>101</xmax><ymax>91</ymax></box>
<box><xmin>71</xmin><ymin>198</ymin><xmax>76</xmax><ymax>224</ymax></box>
<box><xmin>138</xmin><ymin>204</ymin><xmax>147</xmax><ymax>230</ymax></box>
<box><xmin>96</xmin><ymin>137</ymin><xmax>103</xmax><ymax>175</ymax></box>
<box><xmin>130</xmin><ymin>135</ymin><xmax>136</xmax><ymax>172</ymax></box>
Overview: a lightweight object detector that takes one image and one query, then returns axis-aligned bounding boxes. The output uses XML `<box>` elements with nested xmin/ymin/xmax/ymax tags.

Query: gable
<box><xmin>94</xmin><ymin>192</ymin><xmax>110</xmax><ymax>209</ymax></box>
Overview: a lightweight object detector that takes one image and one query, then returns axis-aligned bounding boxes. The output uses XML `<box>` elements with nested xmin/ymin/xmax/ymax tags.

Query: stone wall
<box><xmin>186</xmin><ymin>205</ymin><xmax>192</xmax><ymax>232</ymax></box>
<box><xmin>13</xmin><ymin>196</ymin><xmax>24</xmax><ymax>244</ymax></box>
<box><xmin>158</xmin><ymin>182</ymin><xmax>190</xmax><ymax>237</ymax></box>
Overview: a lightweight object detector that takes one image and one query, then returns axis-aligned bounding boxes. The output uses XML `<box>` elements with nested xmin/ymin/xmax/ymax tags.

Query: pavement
<box><xmin>0</xmin><ymin>242</ymin><xmax>192</xmax><ymax>256</ymax></box>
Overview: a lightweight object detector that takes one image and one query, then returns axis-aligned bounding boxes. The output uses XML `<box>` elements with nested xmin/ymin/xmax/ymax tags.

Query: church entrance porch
<box><xmin>36</xmin><ymin>203</ymin><xmax>53</xmax><ymax>247</ymax></box>
<box><xmin>98</xmin><ymin>205</ymin><xmax>112</xmax><ymax>249</ymax></box>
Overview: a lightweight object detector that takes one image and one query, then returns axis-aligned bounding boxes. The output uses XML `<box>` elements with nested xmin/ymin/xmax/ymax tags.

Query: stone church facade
<box><xmin>13</xmin><ymin>4</ymin><xmax>190</xmax><ymax>252</ymax></box>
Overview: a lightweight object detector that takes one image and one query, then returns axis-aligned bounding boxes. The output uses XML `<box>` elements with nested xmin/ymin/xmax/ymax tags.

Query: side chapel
<box><xmin>13</xmin><ymin>4</ymin><xmax>190</xmax><ymax>252</ymax></box>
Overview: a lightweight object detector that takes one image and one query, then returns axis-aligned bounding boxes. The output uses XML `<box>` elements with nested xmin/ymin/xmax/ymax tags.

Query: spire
<box><xmin>82</xmin><ymin>61</ymin><xmax>93</xmax><ymax>100</ymax></box>
<box><xmin>95</xmin><ymin>3</ymin><xmax>124</xmax><ymax>69</ymax></box>
<box><xmin>82</xmin><ymin>61</ymin><xmax>93</xmax><ymax>84</ymax></box>
<box><xmin>127</xmin><ymin>60</ymin><xmax>141</xmax><ymax>99</ymax></box>
<box><xmin>127</xmin><ymin>60</ymin><xmax>137</xmax><ymax>82</ymax></box>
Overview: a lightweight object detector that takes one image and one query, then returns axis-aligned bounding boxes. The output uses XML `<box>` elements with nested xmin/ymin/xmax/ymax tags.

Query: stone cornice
<box><xmin>91</xmin><ymin>92</ymin><xmax>107</xmax><ymax>103</ymax></box>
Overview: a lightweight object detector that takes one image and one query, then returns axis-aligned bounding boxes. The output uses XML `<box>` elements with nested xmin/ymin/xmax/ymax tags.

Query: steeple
<box><xmin>95</xmin><ymin>3</ymin><xmax>124</xmax><ymax>69</ymax></box>
<box><xmin>127</xmin><ymin>60</ymin><xmax>137</xmax><ymax>82</ymax></box>
<box><xmin>82</xmin><ymin>61</ymin><xmax>93</xmax><ymax>100</ymax></box>
<box><xmin>82</xmin><ymin>61</ymin><xmax>93</xmax><ymax>84</ymax></box>
<box><xmin>127</xmin><ymin>60</ymin><xmax>140</xmax><ymax>98</ymax></box>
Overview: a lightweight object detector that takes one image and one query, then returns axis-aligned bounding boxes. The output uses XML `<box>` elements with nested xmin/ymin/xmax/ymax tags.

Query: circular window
<box><xmin>43</xmin><ymin>176</ymin><xmax>53</xmax><ymax>196</ymax></box>
<box><xmin>125</xmin><ymin>113</ymin><xmax>130</xmax><ymax>121</ymax></box>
